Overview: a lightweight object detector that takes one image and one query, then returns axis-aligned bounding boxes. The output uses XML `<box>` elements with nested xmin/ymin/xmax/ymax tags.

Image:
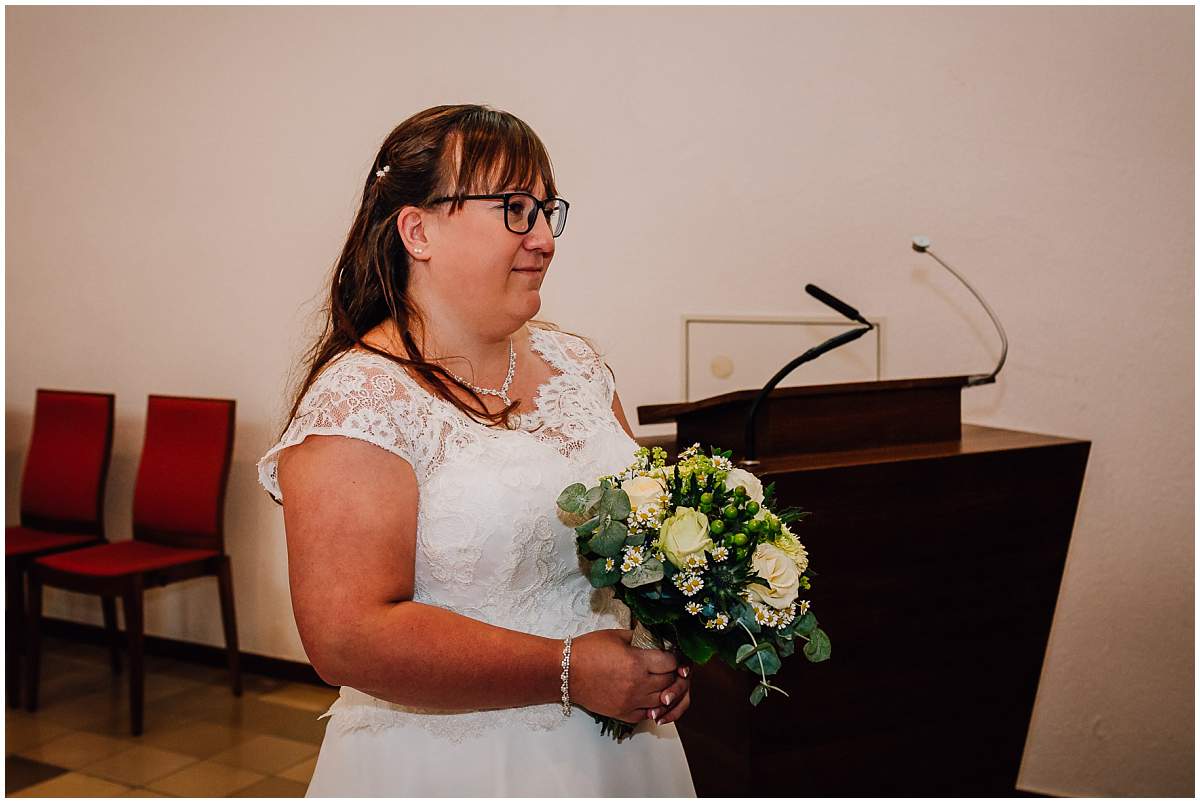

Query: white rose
<box><xmin>775</xmin><ymin>525</ymin><xmax>809</xmax><ymax>574</ymax></box>
<box><xmin>745</xmin><ymin>542</ymin><xmax>800</xmax><ymax>609</ymax></box>
<box><xmin>724</xmin><ymin>467</ymin><xmax>764</xmax><ymax>503</ymax></box>
<box><xmin>658</xmin><ymin>507</ymin><xmax>714</xmax><ymax>569</ymax></box>
<box><xmin>621</xmin><ymin>475</ymin><xmax>667</xmax><ymax>510</ymax></box>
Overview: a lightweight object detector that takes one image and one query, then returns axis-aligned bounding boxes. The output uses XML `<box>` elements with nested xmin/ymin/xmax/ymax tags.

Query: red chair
<box><xmin>6</xmin><ymin>390</ymin><xmax>115</xmax><ymax>708</ymax></box>
<box><xmin>25</xmin><ymin>395</ymin><xmax>242</xmax><ymax>735</ymax></box>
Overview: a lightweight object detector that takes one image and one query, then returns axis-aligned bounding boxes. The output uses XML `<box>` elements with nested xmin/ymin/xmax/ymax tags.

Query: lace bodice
<box><xmin>257</xmin><ymin>326</ymin><xmax>638</xmax><ymax>741</ymax></box>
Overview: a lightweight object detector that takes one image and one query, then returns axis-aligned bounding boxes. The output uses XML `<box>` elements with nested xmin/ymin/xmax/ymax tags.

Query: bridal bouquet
<box><xmin>556</xmin><ymin>443</ymin><xmax>831</xmax><ymax>741</ymax></box>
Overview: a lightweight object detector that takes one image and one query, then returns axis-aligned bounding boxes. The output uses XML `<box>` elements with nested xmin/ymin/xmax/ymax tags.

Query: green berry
<box><xmin>736</xmin><ymin>547</ymin><xmax>749</xmax><ymax>561</ymax></box>
<box><xmin>747</xmin><ymin>519</ymin><xmax>763</xmax><ymax>534</ymax></box>
<box><xmin>700</xmin><ymin>492</ymin><xmax>714</xmax><ymax>506</ymax></box>
<box><xmin>731</xmin><ymin>532</ymin><xmax>749</xmax><ymax>547</ymax></box>
<box><xmin>723</xmin><ymin>504</ymin><xmax>739</xmax><ymax>520</ymax></box>
<box><xmin>709</xmin><ymin>519</ymin><xmax>726</xmax><ymax>536</ymax></box>
<box><xmin>732</xmin><ymin>486</ymin><xmax>747</xmax><ymax>498</ymax></box>
<box><xmin>745</xmin><ymin>501</ymin><xmax>760</xmax><ymax>516</ymax></box>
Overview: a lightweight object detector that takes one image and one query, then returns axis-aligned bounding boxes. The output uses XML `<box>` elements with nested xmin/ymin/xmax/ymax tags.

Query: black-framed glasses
<box><xmin>428</xmin><ymin>192</ymin><xmax>570</xmax><ymax>238</ymax></box>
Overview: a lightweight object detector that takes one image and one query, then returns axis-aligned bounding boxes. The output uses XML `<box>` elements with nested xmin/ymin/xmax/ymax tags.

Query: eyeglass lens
<box><xmin>505</xmin><ymin>193</ymin><xmax>566</xmax><ymax>237</ymax></box>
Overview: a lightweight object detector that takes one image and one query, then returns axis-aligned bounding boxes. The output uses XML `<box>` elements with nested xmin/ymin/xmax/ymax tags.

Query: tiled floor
<box><xmin>6</xmin><ymin>636</ymin><xmax>335</xmax><ymax>797</ymax></box>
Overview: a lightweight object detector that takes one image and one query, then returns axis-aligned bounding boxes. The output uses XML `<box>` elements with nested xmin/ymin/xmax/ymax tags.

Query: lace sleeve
<box><xmin>257</xmin><ymin>354</ymin><xmax>420</xmax><ymax>504</ymax></box>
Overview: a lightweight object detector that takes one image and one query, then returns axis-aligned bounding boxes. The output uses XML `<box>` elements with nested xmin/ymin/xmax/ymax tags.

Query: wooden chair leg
<box><xmin>6</xmin><ymin>561</ymin><xmax>24</xmax><ymax>708</ymax></box>
<box><xmin>23</xmin><ymin>570</ymin><xmax>43</xmax><ymax>712</ymax></box>
<box><xmin>101</xmin><ymin>596</ymin><xmax>121</xmax><ymax>675</ymax></box>
<box><xmin>122</xmin><ymin>582</ymin><xmax>145</xmax><ymax>736</ymax></box>
<box><xmin>216</xmin><ymin>557</ymin><xmax>242</xmax><ymax>697</ymax></box>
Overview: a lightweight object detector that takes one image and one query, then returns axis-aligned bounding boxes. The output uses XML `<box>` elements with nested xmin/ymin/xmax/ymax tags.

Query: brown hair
<box><xmin>280</xmin><ymin>104</ymin><xmax>561</xmax><ymax>440</ymax></box>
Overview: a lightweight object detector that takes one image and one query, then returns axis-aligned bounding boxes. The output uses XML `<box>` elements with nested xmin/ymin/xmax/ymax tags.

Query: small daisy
<box><xmin>604</xmin><ymin>558</ymin><xmax>615</xmax><ymax>572</ymax></box>
<box><xmin>672</xmin><ymin>572</ymin><xmax>704</xmax><ymax>596</ymax></box>
<box><xmin>684</xmin><ymin>552</ymin><xmax>708</xmax><ymax>570</ymax></box>
<box><xmin>753</xmin><ymin>604</ymin><xmax>773</xmax><ymax>626</ymax></box>
<box><xmin>704</xmin><ymin>612</ymin><xmax>730</xmax><ymax>630</ymax></box>
<box><xmin>684</xmin><ymin>601</ymin><xmax>703</xmax><ymax>615</ymax></box>
<box><xmin>799</xmin><ymin>599</ymin><xmax>811</xmax><ymax>616</ymax></box>
<box><xmin>710</xmin><ymin>546</ymin><xmax>730</xmax><ymax>562</ymax></box>
<box><xmin>712</xmin><ymin>455</ymin><xmax>734</xmax><ymax>471</ymax></box>
<box><xmin>620</xmin><ymin>545</ymin><xmax>646</xmax><ymax>573</ymax></box>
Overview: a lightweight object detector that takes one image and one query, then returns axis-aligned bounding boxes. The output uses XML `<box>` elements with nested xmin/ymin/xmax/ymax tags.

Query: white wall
<box><xmin>5</xmin><ymin>6</ymin><xmax>1192</xmax><ymax>796</ymax></box>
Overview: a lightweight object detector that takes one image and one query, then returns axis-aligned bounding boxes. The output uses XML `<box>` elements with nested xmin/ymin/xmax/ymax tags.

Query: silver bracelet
<box><xmin>560</xmin><ymin>636</ymin><xmax>573</xmax><ymax>717</ymax></box>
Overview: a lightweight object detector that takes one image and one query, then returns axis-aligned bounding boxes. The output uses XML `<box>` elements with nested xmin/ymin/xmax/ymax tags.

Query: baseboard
<box><xmin>41</xmin><ymin>616</ymin><xmax>329</xmax><ymax>688</ymax></box>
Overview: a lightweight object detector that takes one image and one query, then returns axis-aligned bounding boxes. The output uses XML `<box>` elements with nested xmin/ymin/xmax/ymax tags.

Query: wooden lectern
<box><xmin>636</xmin><ymin>376</ymin><xmax>1090</xmax><ymax>796</ymax></box>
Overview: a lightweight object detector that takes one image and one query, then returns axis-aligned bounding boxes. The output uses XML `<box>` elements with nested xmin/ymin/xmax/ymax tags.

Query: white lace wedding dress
<box><xmin>257</xmin><ymin>326</ymin><xmax>696</xmax><ymax>797</ymax></box>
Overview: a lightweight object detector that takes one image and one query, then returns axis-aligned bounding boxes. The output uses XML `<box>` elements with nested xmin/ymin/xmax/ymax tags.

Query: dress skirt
<box><xmin>305</xmin><ymin>703</ymin><xmax>697</xmax><ymax>797</ymax></box>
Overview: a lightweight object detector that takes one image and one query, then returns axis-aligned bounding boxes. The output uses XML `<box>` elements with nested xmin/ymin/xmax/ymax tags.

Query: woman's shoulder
<box><xmin>256</xmin><ymin>350</ymin><xmax>428</xmax><ymax>504</ymax></box>
<box><xmin>527</xmin><ymin>321</ymin><xmax>616</xmax><ymax>401</ymax></box>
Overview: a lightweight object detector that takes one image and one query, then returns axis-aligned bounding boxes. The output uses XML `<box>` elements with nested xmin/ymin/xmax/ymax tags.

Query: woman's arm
<box><xmin>612</xmin><ymin>390</ymin><xmax>636</xmax><ymax>440</ymax></box>
<box><xmin>278</xmin><ymin>434</ymin><xmax>677</xmax><ymax>722</ymax></box>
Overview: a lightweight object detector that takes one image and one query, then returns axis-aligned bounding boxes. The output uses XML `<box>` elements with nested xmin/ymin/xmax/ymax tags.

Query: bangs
<box><xmin>436</xmin><ymin>109</ymin><xmax>558</xmax><ymax>208</ymax></box>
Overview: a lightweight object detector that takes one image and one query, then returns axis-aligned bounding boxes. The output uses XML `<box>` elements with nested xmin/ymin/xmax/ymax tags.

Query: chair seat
<box><xmin>6</xmin><ymin>526</ymin><xmax>100</xmax><ymax>557</ymax></box>
<box><xmin>34</xmin><ymin>540</ymin><xmax>219</xmax><ymax>577</ymax></box>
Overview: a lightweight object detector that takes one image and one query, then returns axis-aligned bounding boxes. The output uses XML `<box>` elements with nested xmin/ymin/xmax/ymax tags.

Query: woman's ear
<box><xmin>397</xmin><ymin>206</ymin><xmax>431</xmax><ymax>260</ymax></box>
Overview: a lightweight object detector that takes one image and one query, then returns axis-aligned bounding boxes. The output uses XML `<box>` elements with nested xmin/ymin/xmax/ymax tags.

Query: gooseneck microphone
<box><xmin>911</xmin><ymin>236</ymin><xmax>1007</xmax><ymax>387</ymax></box>
<box><xmin>740</xmin><ymin>285</ymin><xmax>874</xmax><ymax>466</ymax></box>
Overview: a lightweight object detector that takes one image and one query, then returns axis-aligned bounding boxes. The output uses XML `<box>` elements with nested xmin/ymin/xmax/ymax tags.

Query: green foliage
<box><xmin>792</xmin><ymin>611</ymin><xmax>817</xmax><ymax>637</ymax></box>
<box><xmin>587</xmin><ymin>519</ymin><xmax>628</xmax><ymax>557</ymax></box>
<box><xmin>573</xmin><ymin>517</ymin><xmax>599</xmax><ymax>538</ymax></box>
<box><xmin>749</xmin><ymin>683</ymin><xmax>769</xmax><ymax>706</ymax></box>
<box><xmin>584</xmin><ymin>485</ymin><xmax>604</xmax><ymax>515</ymax></box>
<box><xmin>598</xmin><ymin>487</ymin><xmax>631</xmax><ymax>520</ymax></box>
<box><xmin>737</xmin><ymin>642</ymin><xmax>781</xmax><ymax>676</ymax></box>
<box><xmin>588</xmin><ymin>558</ymin><xmax>619</xmax><ymax>588</ymax></box>
<box><xmin>621</xmin><ymin>558</ymin><xmax>664</xmax><ymax>588</ymax></box>
<box><xmin>803</xmin><ymin>628</ymin><xmax>831</xmax><ymax>662</ymax></box>
<box><xmin>777</xmin><ymin>637</ymin><xmax>796</xmax><ymax>658</ymax></box>
<box><xmin>675</xmin><ymin>626</ymin><xmax>717</xmax><ymax>665</ymax></box>
<box><xmin>556</xmin><ymin>483</ymin><xmax>588</xmax><ymax>514</ymax></box>
<box><xmin>624</xmin><ymin>531</ymin><xmax>646</xmax><ymax>547</ymax></box>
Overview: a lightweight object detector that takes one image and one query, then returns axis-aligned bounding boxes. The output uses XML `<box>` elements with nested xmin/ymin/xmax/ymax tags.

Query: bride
<box><xmin>257</xmin><ymin>105</ymin><xmax>696</xmax><ymax>796</ymax></box>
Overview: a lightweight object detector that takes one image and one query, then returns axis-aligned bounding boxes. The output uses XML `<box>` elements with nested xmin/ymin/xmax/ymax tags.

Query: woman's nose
<box><xmin>524</xmin><ymin>211</ymin><xmax>555</xmax><ymax>251</ymax></box>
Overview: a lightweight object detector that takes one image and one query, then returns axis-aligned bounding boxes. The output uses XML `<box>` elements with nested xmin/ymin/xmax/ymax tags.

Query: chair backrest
<box><xmin>132</xmin><ymin>395</ymin><xmax>236</xmax><ymax>551</ymax></box>
<box><xmin>20</xmin><ymin>389</ymin><xmax>115</xmax><ymax>536</ymax></box>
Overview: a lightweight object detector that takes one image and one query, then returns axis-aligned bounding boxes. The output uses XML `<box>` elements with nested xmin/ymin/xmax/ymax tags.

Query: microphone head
<box><xmin>911</xmin><ymin>235</ymin><xmax>931</xmax><ymax>252</ymax></box>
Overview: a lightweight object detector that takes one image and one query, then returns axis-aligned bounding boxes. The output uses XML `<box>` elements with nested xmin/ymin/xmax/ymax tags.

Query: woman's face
<box><xmin>408</xmin><ymin>176</ymin><xmax>556</xmax><ymax>339</ymax></box>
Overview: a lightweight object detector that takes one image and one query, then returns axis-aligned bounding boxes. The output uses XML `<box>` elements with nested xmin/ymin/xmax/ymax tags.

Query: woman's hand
<box><xmin>570</xmin><ymin>629</ymin><xmax>679</xmax><ymax>724</ymax></box>
<box><xmin>648</xmin><ymin>662</ymin><xmax>692</xmax><ymax>725</ymax></box>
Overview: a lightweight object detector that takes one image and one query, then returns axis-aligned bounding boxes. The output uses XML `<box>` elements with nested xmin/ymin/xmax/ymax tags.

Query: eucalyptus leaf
<box><xmin>588</xmin><ymin>558</ymin><xmax>620</xmax><ymax>588</ymax></box>
<box><xmin>574</xmin><ymin>517</ymin><xmax>600</xmax><ymax>538</ymax></box>
<box><xmin>621</xmin><ymin>558</ymin><xmax>664</xmax><ymax>588</ymax></box>
<box><xmin>736</xmin><ymin>604</ymin><xmax>761</xmax><ymax>634</ymax></box>
<box><xmin>749</xmin><ymin>684</ymin><xmax>768</xmax><ymax>706</ymax></box>
<box><xmin>735</xmin><ymin>642</ymin><xmax>770</xmax><ymax>665</ymax></box>
<box><xmin>624</xmin><ymin>531</ymin><xmax>646</xmax><ymax>547</ymax></box>
<box><xmin>557</xmin><ymin>483</ymin><xmax>588</xmax><ymax>514</ymax></box>
<box><xmin>793</xmin><ymin>611</ymin><xmax>817</xmax><ymax>637</ymax></box>
<box><xmin>599</xmin><ymin>488</ymin><xmax>632</xmax><ymax>520</ymax></box>
<box><xmin>676</xmin><ymin>627</ymin><xmax>717</xmax><ymax>665</ymax></box>
<box><xmin>777</xmin><ymin>637</ymin><xmax>796</xmax><ymax>658</ymax></box>
<box><xmin>584</xmin><ymin>486</ymin><xmax>605</xmax><ymax>515</ymax></box>
<box><xmin>803</xmin><ymin>628</ymin><xmax>831</xmax><ymax>662</ymax></box>
<box><xmin>744</xmin><ymin>644</ymin><xmax>782</xmax><ymax>676</ymax></box>
<box><xmin>587</xmin><ymin>519</ymin><xmax>628</xmax><ymax>558</ymax></box>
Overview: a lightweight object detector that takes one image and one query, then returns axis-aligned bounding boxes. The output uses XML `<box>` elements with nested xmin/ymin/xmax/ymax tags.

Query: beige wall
<box><xmin>5</xmin><ymin>6</ymin><xmax>1192</xmax><ymax>796</ymax></box>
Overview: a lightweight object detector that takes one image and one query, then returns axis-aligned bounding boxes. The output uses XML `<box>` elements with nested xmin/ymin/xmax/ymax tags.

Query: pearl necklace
<box><xmin>443</xmin><ymin>338</ymin><xmax>517</xmax><ymax>408</ymax></box>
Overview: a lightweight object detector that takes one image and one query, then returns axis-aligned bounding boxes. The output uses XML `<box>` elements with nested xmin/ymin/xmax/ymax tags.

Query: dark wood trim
<box><xmin>39</xmin><ymin>615</ymin><xmax>328</xmax><ymax>687</ymax></box>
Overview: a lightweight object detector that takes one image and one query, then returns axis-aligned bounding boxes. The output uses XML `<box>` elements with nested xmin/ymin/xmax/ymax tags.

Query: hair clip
<box><xmin>375</xmin><ymin>165</ymin><xmax>391</xmax><ymax>178</ymax></box>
